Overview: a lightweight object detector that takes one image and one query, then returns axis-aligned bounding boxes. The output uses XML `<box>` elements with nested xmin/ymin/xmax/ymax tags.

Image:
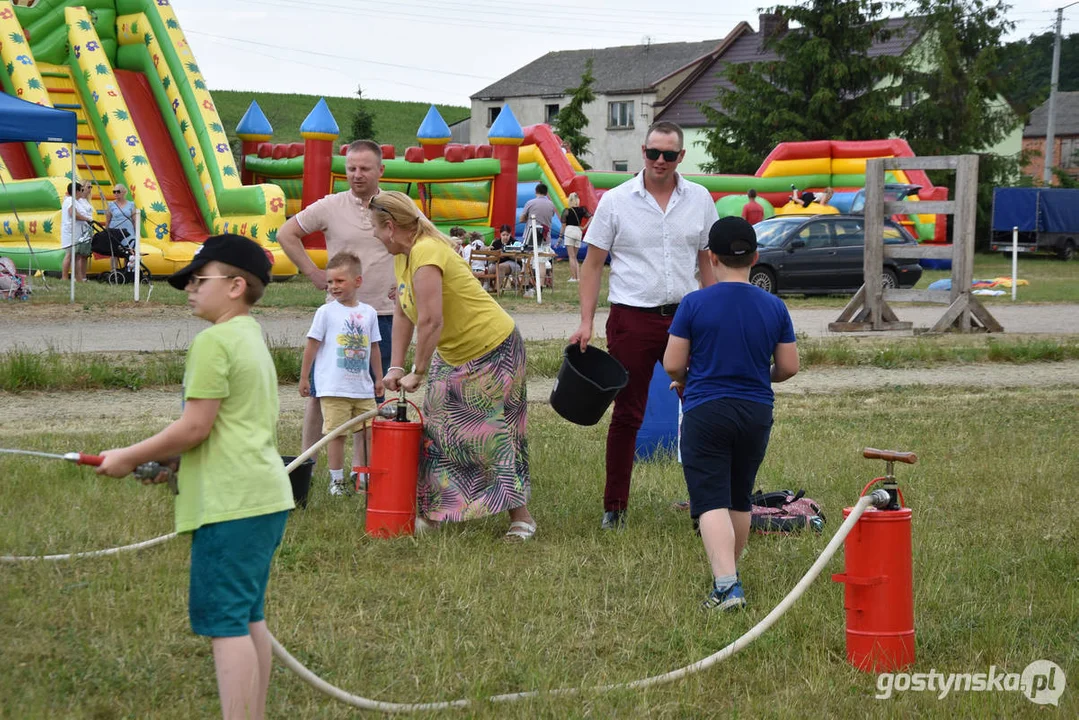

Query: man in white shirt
<box><xmin>570</xmin><ymin>121</ymin><xmax>718</xmax><ymax>530</ymax></box>
<box><xmin>277</xmin><ymin>139</ymin><xmax>394</xmax><ymax>459</ymax></box>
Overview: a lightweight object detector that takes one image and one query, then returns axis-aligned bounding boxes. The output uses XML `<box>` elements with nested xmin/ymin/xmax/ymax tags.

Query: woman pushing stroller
<box><xmin>97</xmin><ymin>184</ymin><xmax>136</xmax><ymax>272</ymax></box>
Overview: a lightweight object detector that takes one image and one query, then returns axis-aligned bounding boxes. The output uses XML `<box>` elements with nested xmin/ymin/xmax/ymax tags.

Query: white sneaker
<box><xmin>329</xmin><ymin>480</ymin><xmax>348</xmax><ymax>497</ymax></box>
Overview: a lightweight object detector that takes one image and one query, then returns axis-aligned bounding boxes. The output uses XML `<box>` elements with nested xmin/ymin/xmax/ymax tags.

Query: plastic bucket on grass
<box><xmin>550</xmin><ymin>344</ymin><xmax>629</xmax><ymax>426</ymax></box>
<box><xmin>282</xmin><ymin>455</ymin><xmax>315</xmax><ymax>509</ymax></box>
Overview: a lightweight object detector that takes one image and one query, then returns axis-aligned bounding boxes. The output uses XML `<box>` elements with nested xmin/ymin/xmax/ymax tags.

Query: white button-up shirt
<box><xmin>585</xmin><ymin>171</ymin><xmax>718</xmax><ymax>307</ymax></box>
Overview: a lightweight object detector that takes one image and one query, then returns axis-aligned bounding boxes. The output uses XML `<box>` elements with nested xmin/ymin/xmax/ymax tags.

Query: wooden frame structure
<box><xmin>829</xmin><ymin>155</ymin><xmax>1002</xmax><ymax>334</ymax></box>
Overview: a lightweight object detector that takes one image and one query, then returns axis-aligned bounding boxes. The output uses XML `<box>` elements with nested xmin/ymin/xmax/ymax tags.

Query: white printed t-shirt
<box><xmin>306</xmin><ymin>300</ymin><xmax>381</xmax><ymax>399</ymax></box>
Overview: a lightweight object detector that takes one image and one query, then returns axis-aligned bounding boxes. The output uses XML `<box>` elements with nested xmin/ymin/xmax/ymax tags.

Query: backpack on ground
<box><xmin>750</xmin><ymin>488</ymin><xmax>825</xmax><ymax>534</ymax></box>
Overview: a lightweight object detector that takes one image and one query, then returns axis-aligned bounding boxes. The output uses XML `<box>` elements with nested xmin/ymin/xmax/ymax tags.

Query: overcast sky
<box><xmin>178</xmin><ymin>0</ymin><xmax>1079</xmax><ymax>107</ymax></box>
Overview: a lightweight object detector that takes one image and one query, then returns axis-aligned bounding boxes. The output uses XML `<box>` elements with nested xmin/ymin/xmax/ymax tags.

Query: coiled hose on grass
<box><xmin>2</xmin><ymin>412</ymin><xmax>889</xmax><ymax>714</ymax></box>
<box><xmin>268</xmin><ymin>491</ymin><xmax>889</xmax><ymax>712</ymax></box>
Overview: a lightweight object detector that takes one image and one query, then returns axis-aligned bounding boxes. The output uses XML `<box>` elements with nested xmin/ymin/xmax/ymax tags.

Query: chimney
<box><xmin>759</xmin><ymin>13</ymin><xmax>787</xmax><ymax>38</ymax></box>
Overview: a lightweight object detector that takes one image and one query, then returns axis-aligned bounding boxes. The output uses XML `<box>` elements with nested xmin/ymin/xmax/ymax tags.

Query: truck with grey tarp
<box><xmin>990</xmin><ymin>187</ymin><xmax>1079</xmax><ymax>261</ymax></box>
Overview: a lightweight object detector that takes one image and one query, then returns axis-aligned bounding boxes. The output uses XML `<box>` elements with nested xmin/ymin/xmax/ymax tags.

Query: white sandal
<box><xmin>414</xmin><ymin>517</ymin><xmax>440</xmax><ymax>535</ymax></box>
<box><xmin>504</xmin><ymin>520</ymin><xmax>537</xmax><ymax>542</ymax></box>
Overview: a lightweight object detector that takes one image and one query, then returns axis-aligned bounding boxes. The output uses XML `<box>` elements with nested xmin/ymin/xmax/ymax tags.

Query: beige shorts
<box><xmin>562</xmin><ymin>224</ymin><xmax>583</xmax><ymax>248</ymax></box>
<box><xmin>320</xmin><ymin>396</ymin><xmax>377</xmax><ymax>434</ymax></box>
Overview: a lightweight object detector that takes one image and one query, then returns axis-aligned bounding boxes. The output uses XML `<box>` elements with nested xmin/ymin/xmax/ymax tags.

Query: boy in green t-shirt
<box><xmin>97</xmin><ymin>234</ymin><xmax>294</xmax><ymax>720</ymax></box>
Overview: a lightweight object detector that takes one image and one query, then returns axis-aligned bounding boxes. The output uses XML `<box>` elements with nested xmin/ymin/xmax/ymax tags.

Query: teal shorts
<box><xmin>189</xmin><ymin>510</ymin><xmax>288</xmax><ymax>637</ymax></box>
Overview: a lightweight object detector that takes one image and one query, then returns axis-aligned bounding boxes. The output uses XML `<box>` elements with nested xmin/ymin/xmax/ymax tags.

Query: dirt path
<box><xmin>1</xmin><ymin>303</ymin><xmax>1078</xmax><ymax>352</ymax></box>
<box><xmin>4</xmin><ymin>361</ymin><xmax>1077</xmax><ymax>438</ymax></box>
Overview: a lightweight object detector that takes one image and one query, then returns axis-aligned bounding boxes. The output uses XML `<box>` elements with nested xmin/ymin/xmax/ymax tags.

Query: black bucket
<box><xmin>282</xmin><ymin>455</ymin><xmax>316</xmax><ymax>509</ymax></box>
<box><xmin>549</xmin><ymin>345</ymin><xmax>629</xmax><ymax>426</ymax></box>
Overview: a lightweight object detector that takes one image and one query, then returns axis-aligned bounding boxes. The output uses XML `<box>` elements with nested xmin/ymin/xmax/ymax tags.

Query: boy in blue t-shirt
<box><xmin>97</xmin><ymin>234</ymin><xmax>294</xmax><ymax>717</ymax></box>
<box><xmin>664</xmin><ymin>216</ymin><xmax>800</xmax><ymax>612</ymax></box>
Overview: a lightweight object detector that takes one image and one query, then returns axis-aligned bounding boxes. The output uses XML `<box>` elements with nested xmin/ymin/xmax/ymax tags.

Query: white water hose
<box><xmin>0</xmin><ymin>408</ymin><xmax>380</xmax><ymax>563</ymax></box>
<box><xmin>268</xmin><ymin>490</ymin><xmax>891</xmax><ymax>712</ymax></box>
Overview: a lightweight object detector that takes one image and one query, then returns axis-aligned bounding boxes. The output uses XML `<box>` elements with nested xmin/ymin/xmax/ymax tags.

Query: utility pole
<box><xmin>1043</xmin><ymin>2</ymin><xmax>1079</xmax><ymax>185</ymax></box>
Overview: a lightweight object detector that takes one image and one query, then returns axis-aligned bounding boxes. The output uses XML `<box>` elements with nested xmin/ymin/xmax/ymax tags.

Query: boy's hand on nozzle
<box><xmin>299</xmin><ymin>377</ymin><xmax>311</xmax><ymax>397</ymax></box>
<box><xmin>135</xmin><ymin>460</ymin><xmax>179</xmax><ymax>494</ymax></box>
<box><xmin>95</xmin><ymin>448</ymin><xmax>138</xmax><ymax>478</ymax></box>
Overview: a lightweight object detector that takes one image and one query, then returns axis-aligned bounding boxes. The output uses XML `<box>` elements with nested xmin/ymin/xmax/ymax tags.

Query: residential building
<box><xmin>1021</xmin><ymin>91</ymin><xmax>1079</xmax><ymax>184</ymax></box>
<box><xmin>470</xmin><ymin>36</ymin><xmax>736</xmax><ymax>172</ymax></box>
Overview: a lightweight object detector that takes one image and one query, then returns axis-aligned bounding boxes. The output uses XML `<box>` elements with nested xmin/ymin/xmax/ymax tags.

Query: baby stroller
<box><xmin>90</xmin><ymin>220</ymin><xmax>150</xmax><ymax>286</ymax></box>
<box><xmin>0</xmin><ymin>256</ymin><xmax>30</xmax><ymax>300</ymax></box>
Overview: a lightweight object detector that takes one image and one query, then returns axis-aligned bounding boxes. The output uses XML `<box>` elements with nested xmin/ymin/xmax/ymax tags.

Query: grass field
<box><xmin>212</xmin><ymin>90</ymin><xmax>470</xmax><ymax>158</ymax></box>
<box><xmin>2</xmin><ymin>386</ymin><xmax>1076</xmax><ymax>717</ymax></box>
<box><xmin>4</xmin><ymin>334</ymin><xmax>1079</xmax><ymax>393</ymax></box>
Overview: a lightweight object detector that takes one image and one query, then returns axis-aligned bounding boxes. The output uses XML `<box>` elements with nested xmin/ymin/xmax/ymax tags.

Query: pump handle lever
<box><xmin>863</xmin><ymin>447</ymin><xmax>918</xmax><ymax>464</ymax></box>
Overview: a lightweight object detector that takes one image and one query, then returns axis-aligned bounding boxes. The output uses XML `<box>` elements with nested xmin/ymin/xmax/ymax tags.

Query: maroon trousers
<box><xmin>603</xmin><ymin>304</ymin><xmax>674</xmax><ymax>511</ymax></box>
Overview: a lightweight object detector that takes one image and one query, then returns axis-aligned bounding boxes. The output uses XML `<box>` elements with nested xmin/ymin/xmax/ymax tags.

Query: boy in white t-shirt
<box><xmin>299</xmin><ymin>252</ymin><xmax>384</xmax><ymax>497</ymax></box>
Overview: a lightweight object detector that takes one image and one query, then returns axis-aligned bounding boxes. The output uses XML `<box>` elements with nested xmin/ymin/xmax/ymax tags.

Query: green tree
<box><xmin>900</xmin><ymin>0</ymin><xmax>1016</xmax><ymax>157</ymax></box>
<box><xmin>899</xmin><ymin>0</ymin><xmax>1020</xmax><ymax>245</ymax></box>
<box><xmin>699</xmin><ymin>1</ymin><xmax>905</xmax><ymax>174</ymax></box>
<box><xmin>553</xmin><ymin>58</ymin><xmax>595</xmax><ymax>170</ymax></box>
<box><xmin>995</xmin><ymin>32</ymin><xmax>1079</xmax><ymax>115</ymax></box>
<box><xmin>349</xmin><ymin>85</ymin><xmax>376</xmax><ymax>141</ymax></box>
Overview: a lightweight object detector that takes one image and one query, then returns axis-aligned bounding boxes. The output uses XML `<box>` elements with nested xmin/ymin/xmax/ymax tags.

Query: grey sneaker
<box><xmin>329</xmin><ymin>480</ymin><xmax>349</xmax><ymax>497</ymax></box>
<box><xmin>601</xmin><ymin>509</ymin><xmax>626</xmax><ymax>530</ymax></box>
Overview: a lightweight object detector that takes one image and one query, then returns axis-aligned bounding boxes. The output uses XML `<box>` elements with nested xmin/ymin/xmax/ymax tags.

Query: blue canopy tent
<box><xmin>0</xmin><ymin>91</ymin><xmax>78</xmax><ymax>299</ymax></box>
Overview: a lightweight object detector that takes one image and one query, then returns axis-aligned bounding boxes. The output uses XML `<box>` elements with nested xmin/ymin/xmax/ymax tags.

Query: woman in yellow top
<box><xmin>370</xmin><ymin>192</ymin><xmax>536</xmax><ymax>541</ymax></box>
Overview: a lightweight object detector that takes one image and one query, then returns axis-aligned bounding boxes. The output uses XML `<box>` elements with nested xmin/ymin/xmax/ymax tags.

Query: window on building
<box><xmin>487</xmin><ymin>106</ymin><xmax>501</xmax><ymax>127</ymax></box>
<box><xmin>545</xmin><ymin>103</ymin><xmax>560</xmax><ymax>124</ymax></box>
<box><xmin>900</xmin><ymin>91</ymin><xmax>917</xmax><ymax>110</ymax></box>
<box><xmin>613</xmin><ymin>160</ymin><xmax>629</xmax><ymax>172</ymax></box>
<box><xmin>608</xmin><ymin>100</ymin><xmax>634</xmax><ymax>129</ymax></box>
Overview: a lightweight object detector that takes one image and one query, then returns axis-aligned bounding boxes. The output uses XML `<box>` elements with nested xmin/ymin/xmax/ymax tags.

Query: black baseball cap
<box><xmin>167</xmin><ymin>234</ymin><xmax>273</xmax><ymax>289</ymax></box>
<box><xmin>708</xmin><ymin>216</ymin><xmax>757</xmax><ymax>257</ymax></box>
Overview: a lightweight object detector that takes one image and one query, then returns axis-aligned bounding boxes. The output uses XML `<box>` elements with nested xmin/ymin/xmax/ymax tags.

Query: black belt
<box><xmin>613</xmin><ymin>303</ymin><xmax>680</xmax><ymax>317</ymax></box>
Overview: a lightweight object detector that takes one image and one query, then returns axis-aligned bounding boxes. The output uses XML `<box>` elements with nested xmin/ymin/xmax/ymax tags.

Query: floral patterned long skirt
<box><xmin>418</xmin><ymin>328</ymin><xmax>530</xmax><ymax>522</ymax></box>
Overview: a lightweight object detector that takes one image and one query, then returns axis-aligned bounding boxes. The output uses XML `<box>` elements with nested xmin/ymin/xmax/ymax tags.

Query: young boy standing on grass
<box><xmin>96</xmin><ymin>234</ymin><xmax>295</xmax><ymax>719</ymax></box>
<box><xmin>299</xmin><ymin>251</ymin><xmax>383</xmax><ymax>497</ymax></box>
<box><xmin>663</xmin><ymin>217</ymin><xmax>800</xmax><ymax>612</ymax></box>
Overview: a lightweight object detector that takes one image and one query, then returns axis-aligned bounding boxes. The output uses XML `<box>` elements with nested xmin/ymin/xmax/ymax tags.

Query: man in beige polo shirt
<box><xmin>278</xmin><ymin>139</ymin><xmax>396</xmax><ymax>465</ymax></box>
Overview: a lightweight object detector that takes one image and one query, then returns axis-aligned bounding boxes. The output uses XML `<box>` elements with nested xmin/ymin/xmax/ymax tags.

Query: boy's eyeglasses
<box><xmin>644</xmin><ymin>148</ymin><xmax>680</xmax><ymax>162</ymax></box>
<box><xmin>188</xmin><ymin>275</ymin><xmax>236</xmax><ymax>288</ymax></box>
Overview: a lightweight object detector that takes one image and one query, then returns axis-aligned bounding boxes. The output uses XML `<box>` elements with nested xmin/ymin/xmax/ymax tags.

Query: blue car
<box><xmin>748</xmin><ymin>214</ymin><xmax>923</xmax><ymax>295</ymax></box>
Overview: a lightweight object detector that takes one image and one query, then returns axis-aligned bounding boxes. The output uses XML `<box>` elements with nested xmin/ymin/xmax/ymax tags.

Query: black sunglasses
<box><xmin>644</xmin><ymin>148</ymin><xmax>680</xmax><ymax>162</ymax></box>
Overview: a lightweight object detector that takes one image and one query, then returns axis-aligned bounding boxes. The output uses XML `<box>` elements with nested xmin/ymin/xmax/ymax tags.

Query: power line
<box><xmin>187</xmin><ymin>34</ymin><xmax>467</xmax><ymax>98</ymax></box>
<box><xmin>226</xmin><ymin>0</ymin><xmax>733</xmax><ymax>43</ymax></box>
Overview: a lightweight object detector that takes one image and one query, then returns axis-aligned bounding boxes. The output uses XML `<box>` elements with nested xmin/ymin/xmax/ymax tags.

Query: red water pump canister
<box><xmin>832</xmin><ymin>447</ymin><xmax>917</xmax><ymax>673</ymax></box>
<box><xmin>357</xmin><ymin>400</ymin><xmax>422</xmax><ymax>538</ymax></box>
<box><xmin>832</xmin><ymin>505</ymin><xmax>914</xmax><ymax>672</ymax></box>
